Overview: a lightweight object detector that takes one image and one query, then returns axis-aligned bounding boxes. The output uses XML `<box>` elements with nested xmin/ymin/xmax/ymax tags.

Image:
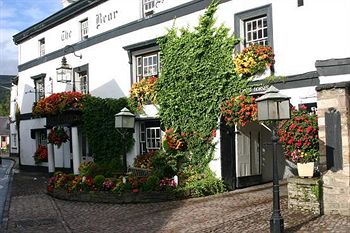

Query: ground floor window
<box><xmin>139</xmin><ymin>121</ymin><xmax>161</xmax><ymax>154</ymax></box>
<box><xmin>11</xmin><ymin>133</ymin><xmax>17</xmax><ymax>148</ymax></box>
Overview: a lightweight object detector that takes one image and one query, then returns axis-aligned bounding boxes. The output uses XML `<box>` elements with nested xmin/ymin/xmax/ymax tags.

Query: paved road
<box><xmin>0</xmin><ymin>158</ymin><xmax>14</xmax><ymax>230</ymax></box>
<box><xmin>3</xmin><ymin>170</ymin><xmax>350</xmax><ymax>233</ymax></box>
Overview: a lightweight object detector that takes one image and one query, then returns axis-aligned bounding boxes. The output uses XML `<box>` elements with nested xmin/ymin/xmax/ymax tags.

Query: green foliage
<box><xmin>145</xmin><ymin>175</ymin><xmax>160</xmax><ymax>191</ymax></box>
<box><xmin>151</xmin><ymin>150</ymin><xmax>177</xmax><ymax>178</ymax></box>
<box><xmin>179</xmin><ymin>169</ymin><xmax>226</xmax><ymax>197</ymax></box>
<box><xmin>156</xmin><ymin>1</ymin><xmax>249</xmax><ymax>173</ymax></box>
<box><xmin>93</xmin><ymin>175</ymin><xmax>105</xmax><ymax>189</ymax></box>
<box><xmin>0</xmin><ymin>92</ymin><xmax>10</xmax><ymax>116</ymax></box>
<box><xmin>82</xmin><ymin>96</ymin><xmax>133</xmax><ymax>167</ymax></box>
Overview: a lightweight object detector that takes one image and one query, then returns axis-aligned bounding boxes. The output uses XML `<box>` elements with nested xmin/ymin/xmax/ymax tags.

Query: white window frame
<box><xmin>34</xmin><ymin>79</ymin><xmax>45</xmax><ymax>101</ymax></box>
<box><xmin>143</xmin><ymin>0</ymin><xmax>155</xmax><ymax>16</ymax></box>
<box><xmin>244</xmin><ymin>16</ymin><xmax>268</xmax><ymax>46</ymax></box>
<box><xmin>136</xmin><ymin>52</ymin><xmax>159</xmax><ymax>81</ymax></box>
<box><xmin>39</xmin><ymin>38</ymin><xmax>45</xmax><ymax>56</ymax></box>
<box><xmin>80</xmin><ymin>19</ymin><xmax>88</xmax><ymax>40</ymax></box>
<box><xmin>36</xmin><ymin>131</ymin><xmax>47</xmax><ymax>147</ymax></box>
<box><xmin>234</xmin><ymin>4</ymin><xmax>273</xmax><ymax>52</ymax></box>
<box><xmin>146</xmin><ymin>127</ymin><xmax>161</xmax><ymax>150</ymax></box>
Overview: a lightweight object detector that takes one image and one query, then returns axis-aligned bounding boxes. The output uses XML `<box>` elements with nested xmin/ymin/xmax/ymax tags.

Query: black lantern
<box><xmin>256</xmin><ymin>85</ymin><xmax>290</xmax><ymax>233</ymax></box>
<box><xmin>115</xmin><ymin>107</ymin><xmax>135</xmax><ymax>171</ymax></box>
<box><xmin>56</xmin><ymin>56</ymin><xmax>72</xmax><ymax>83</ymax></box>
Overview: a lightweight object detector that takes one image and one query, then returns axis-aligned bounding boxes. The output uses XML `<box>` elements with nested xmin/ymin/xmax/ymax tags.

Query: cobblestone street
<box><xmin>2</xmin><ymin>170</ymin><xmax>349</xmax><ymax>233</ymax></box>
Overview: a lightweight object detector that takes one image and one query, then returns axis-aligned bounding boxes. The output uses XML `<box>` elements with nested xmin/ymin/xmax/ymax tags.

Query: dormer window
<box><xmin>143</xmin><ymin>0</ymin><xmax>155</xmax><ymax>16</ymax></box>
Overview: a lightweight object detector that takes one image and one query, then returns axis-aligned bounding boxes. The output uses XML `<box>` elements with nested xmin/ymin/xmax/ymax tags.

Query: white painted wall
<box><xmin>14</xmin><ymin>0</ymin><xmax>350</xmax><ymax>176</ymax></box>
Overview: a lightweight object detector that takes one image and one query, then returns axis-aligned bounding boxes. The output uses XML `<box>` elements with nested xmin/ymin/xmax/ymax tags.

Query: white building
<box><xmin>11</xmin><ymin>0</ymin><xmax>350</xmax><ymax>189</ymax></box>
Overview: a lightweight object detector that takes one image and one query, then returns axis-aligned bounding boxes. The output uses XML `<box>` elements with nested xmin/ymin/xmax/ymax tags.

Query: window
<box><xmin>245</xmin><ymin>16</ymin><xmax>268</xmax><ymax>46</ymax></box>
<box><xmin>36</xmin><ymin>130</ymin><xmax>47</xmax><ymax>146</ymax></box>
<box><xmin>143</xmin><ymin>0</ymin><xmax>155</xmax><ymax>16</ymax></box>
<box><xmin>39</xmin><ymin>38</ymin><xmax>45</xmax><ymax>56</ymax></box>
<box><xmin>140</xmin><ymin>122</ymin><xmax>161</xmax><ymax>154</ymax></box>
<box><xmin>234</xmin><ymin>5</ymin><xmax>273</xmax><ymax>51</ymax></box>
<box><xmin>80</xmin><ymin>19</ymin><xmax>88</xmax><ymax>40</ymax></box>
<box><xmin>136</xmin><ymin>52</ymin><xmax>159</xmax><ymax>81</ymax></box>
<box><xmin>31</xmin><ymin>74</ymin><xmax>46</xmax><ymax>102</ymax></box>
<box><xmin>11</xmin><ymin>134</ymin><xmax>17</xmax><ymax>148</ymax></box>
<box><xmin>73</xmin><ymin>65</ymin><xmax>89</xmax><ymax>94</ymax></box>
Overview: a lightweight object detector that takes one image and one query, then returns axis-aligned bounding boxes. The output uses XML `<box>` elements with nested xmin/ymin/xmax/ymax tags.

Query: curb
<box><xmin>0</xmin><ymin>158</ymin><xmax>16</xmax><ymax>233</ymax></box>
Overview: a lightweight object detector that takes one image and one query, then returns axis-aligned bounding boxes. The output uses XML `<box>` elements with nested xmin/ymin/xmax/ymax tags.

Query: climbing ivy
<box><xmin>82</xmin><ymin>96</ymin><xmax>134</xmax><ymax>168</ymax></box>
<box><xmin>156</xmin><ymin>1</ymin><xmax>250</xmax><ymax>172</ymax></box>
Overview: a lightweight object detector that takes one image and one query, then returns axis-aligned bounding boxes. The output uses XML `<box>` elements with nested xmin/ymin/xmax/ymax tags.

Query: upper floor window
<box><xmin>80</xmin><ymin>19</ymin><xmax>88</xmax><ymax>40</ymax></box>
<box><xmin>136</xmin><ymin>53</ymin><xmax>159</xmax><ymax>81</ymax></box>
<box><xmin>143</xmin><ymin>0</ymin><xmax>155</xmax><ymax>16</ymax></box>
<box><xmin>39</xmin><ymin>38</ymin><xmax>45</xmax><ymax>56</ymax></box>
<box><xmin>73</xmin><ymin>64</ymin><xmax>89</xmax><ymax>94</ymax></box>
<box><xmin>234</xmin><ymin>5</ymin><xmax>273</xmax><ymax>51</ymax></box>
<box><xmin>31</xmin><ymin>73</ymin><xmax>46</xmax><ymax>102</ymax></box>
<box><xmin>245</xmin><ymin>16</ymin><xmax>268</xmax><ymax>46</ymax></box>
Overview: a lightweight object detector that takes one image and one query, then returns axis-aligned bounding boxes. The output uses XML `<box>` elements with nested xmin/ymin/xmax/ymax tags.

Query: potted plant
<box><xmin>233</xmin><ymin>44</ymin><xmax>274</xmax><ymax>78</ymax></box>
<box><xmin>278</xmin><ymin>105</ymin><xmax>319</xmax><ymax>177</ymax></box>
<box><xmin>48</xmin><ymin>126</ymin><xmax>70</xmax><ymax>148</ymax></box>
<box><xmin>33</xmin><ymin>144</ymin><xmax>48</xmax><ymax>164</ymax></box>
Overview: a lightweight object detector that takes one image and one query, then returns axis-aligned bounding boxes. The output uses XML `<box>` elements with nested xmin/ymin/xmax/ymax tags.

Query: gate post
<box><xmin>316</xmin><ymin>82</ymin><xmax>350</xmax><ymax>216</ymax></box>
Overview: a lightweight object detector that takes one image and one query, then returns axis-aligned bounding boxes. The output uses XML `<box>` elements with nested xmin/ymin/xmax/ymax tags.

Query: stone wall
<box><xmin>287</xmin><ymin>177</ymin><xmax>322</xmax><ymax>215</ymax></box>
<box><xmin>316</xmin><ymin>83</ymin><xmax>350</xmax><ymax>216</ymax></box>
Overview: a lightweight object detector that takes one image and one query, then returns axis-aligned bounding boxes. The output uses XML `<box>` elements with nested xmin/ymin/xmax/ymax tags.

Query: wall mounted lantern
<box><xmin>56</xmin><ymin>45</ymin><xmax>82</xmax><ymax>85</ymax></box>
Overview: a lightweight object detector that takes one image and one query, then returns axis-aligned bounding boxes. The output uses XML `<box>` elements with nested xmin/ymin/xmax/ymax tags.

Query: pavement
<box><xmin>1</xmin><ymin>162</ymin><xmax>350</xmax><ymax>232</ymax></box>
<box><xmin>0</xmin><ymin>157</ymin><xmax>15</xmax><ymax>232</ymax></box>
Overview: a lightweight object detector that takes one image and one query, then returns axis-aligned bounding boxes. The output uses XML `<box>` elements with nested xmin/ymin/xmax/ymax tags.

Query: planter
<box><xmin>297</xmin><ymin>162</ymin><xmax>314</xmax><ymax>178</ymax></box>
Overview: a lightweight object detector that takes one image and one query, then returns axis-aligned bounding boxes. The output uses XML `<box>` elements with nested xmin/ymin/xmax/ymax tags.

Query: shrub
<box><xmin>134</xmin><ymin>150</ymin><xmax>158</xmax><ymax>169</ymax></box>
<box><xmin>151</xmin><ymin>151</ymin><xmax>177</xmax><ymax>179</ymax></box>
<box><xmin>93</xmin><ymin>175</ymin><xmax>105</xmax><ymax>189</ymax></box>
<box><xmin>179</xmin><ymin>170</ymin><xmax>226</xmax><ymax>197</ymax></box>
<box><xmin>145</xmin><ymin>175</ymin><xmax>160</xmax><ymax>191</ymax></box>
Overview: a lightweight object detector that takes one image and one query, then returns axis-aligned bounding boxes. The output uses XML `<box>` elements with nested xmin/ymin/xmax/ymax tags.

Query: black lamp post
<box><xmin>256</xmin><ymin>86</ymin><xmax>290</xmax><ymax>233</ymax></box>
<box><xmin>115</xmin><ymin>107</ymin><xmax>135</xmax><ymax>172</ymax></box>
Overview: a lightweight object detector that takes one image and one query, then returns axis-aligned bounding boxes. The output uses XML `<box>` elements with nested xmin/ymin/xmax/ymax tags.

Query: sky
<box><xmin>0</xmin><ymin>0</ymin><xmax>62</xmax><ymax>75</ymax></box>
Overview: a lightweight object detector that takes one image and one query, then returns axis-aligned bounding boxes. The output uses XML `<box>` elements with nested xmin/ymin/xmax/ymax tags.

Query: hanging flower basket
<box><xmin>221</xmin><ymin>94</ymin><xmax>257</xmax><ymax>127</ymax></box>
<box><xmin>48</xmin><ymin>127</ymin><xmax>70</xmax><ymax>148</ymax></box>
<box><xmin>129</xmin><ymin>76</ymin><xmax>157</xmax><ymax>112</ymax></box>
<box><xmin>233</xmin><ymin>44</ymin><xmax>274</xmax><ymax>77</ymax></box>
<box><xmin>33</xmin><ymin>144</ymin><xmax>48</xmax><ymax>163</ymax></box>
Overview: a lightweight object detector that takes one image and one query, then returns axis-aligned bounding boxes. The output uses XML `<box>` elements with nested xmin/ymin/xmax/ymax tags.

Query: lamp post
<box><xmin>115</xmin><ymin>107</ymin><xmax>135</xmax><ymax>172</ymax></box>
<box><xmin>256</xmin><ymin>86</ymin><xmax>290</xmax><ymax>233</ymax></box>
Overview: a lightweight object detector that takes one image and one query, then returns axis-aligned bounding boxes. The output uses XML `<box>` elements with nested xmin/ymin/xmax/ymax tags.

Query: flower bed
<box><xmin>48</xmin><ymin>189</ymin><xmax>177</xmax><ymax>204</ymax></box>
